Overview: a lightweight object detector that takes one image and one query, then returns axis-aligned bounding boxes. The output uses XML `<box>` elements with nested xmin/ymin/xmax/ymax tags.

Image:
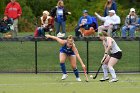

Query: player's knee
<box><xmin>102</xmin><ymin>64</ymin><xmax>108</xmax><ymax>69</ymax></box>
<box><xmin>108</xmin><ymin>65</ymin><xmax>113</xmax><ymax>69</ymax></box>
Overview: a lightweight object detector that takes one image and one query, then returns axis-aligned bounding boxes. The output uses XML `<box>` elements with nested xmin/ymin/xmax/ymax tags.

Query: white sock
<box><xmin>102</xmin><ymin>64</ymin><xmax>108</xmax><ymax>78</ymax></box>
<box><xmin>109</xmin><ymin>67</ymin><xmax>116</xmax><ymax>79</ymax></box>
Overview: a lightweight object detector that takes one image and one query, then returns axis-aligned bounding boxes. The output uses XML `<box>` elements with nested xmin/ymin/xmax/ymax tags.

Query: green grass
<box><xmin>0</xmin><ymin>73</ymin><xmax>140</xmax><ymax>93</ymax></box>
<box><xmin>0</xmin><ymin>32</ymin><xmax>139</xmax><ymax>72</ymax></box>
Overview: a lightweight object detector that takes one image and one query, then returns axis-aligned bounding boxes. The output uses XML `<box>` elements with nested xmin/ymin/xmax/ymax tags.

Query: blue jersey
<box><xmin>60</xmin><ymin>43</ymin><xmax>75</xmax><ymax>56</ymax></box>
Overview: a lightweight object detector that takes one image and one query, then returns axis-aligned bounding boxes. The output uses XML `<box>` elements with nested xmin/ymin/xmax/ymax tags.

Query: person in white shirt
<box><xmin>95</xmin><ymin>10</ymin><xmax>120</xmax><ymax>36</ymax></box>
<box><xmin>99</xmin><ymin>31</ymin><xmax>122</xmax><ymax>82</ymax></box>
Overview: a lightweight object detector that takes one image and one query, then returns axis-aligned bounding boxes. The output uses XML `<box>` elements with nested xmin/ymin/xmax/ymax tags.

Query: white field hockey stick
<box><xmin>82</xmin><ymin>66</ymin><xmax>89</xmax><ymax>82</ymax></box>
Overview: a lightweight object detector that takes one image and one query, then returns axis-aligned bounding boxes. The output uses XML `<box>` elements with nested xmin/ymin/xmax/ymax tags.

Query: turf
<box><xmin>0</xmin><ymin>41</ymin><xmax>139</xmax><ymax>72</ymax></box>
<box><xmin>0</xmin><ymin>73</ymin><xmax>140</xmax><ymax>93</ymax></box>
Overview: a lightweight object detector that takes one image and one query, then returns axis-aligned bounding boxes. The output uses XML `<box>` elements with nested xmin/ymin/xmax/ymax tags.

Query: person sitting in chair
<box><xmin>122</xmin><ymin>8</ymin><xmax>139</xmax><ymax>38</ymax></box>
<box><xmin>34</xmin><ymin>11</ymin><xmax>54</xmax><ymax>37</ymax></box>
<box><xmin>79</xmin><ymin>16</ymin><xmax>98</xmax><ymax>37</ymax></box>
<box><xmin>75</xmin><ymin>10</ymin><xmax>93</xmax><ymax>37</ymax></box>
<box><xmin>95</xmin><ymin>10</ymin><xmax>120</xmax><ymax>37</ymax></box>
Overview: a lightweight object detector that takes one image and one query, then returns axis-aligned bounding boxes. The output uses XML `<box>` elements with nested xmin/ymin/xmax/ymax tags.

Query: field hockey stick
<box><xmin>82</xmin><ymin>66</ymin><xmax>89</xmax><ymax>82</ymax></box>
<box><xmin>93</xmin><ymin>56</ymin><xmax>107</xmax><ymax>79</ymax></box>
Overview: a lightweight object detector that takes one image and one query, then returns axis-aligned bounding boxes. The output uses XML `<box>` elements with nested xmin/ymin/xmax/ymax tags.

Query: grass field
<box><xmin>0</xmin><ymin>40</ymin><xmax>139</xmax><ymax>72</ymax></box>
<box><xmin>0</xmin><ymin>73</ymin><xmax>140</xmax><ymax>93</ymax></box>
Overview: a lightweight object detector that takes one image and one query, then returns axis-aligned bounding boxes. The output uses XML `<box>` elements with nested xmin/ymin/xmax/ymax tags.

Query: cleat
<box><xmin>61</xmin><ymin>74</ymin><xmax>68</xmax><ymax>80</ymax></box>
<box><xmin>76</xmin><ymin>77</ymin><xmax>81</xmax><ymax>82</ymax></box>
<box><xmin>100</xmin><ymin>77</ymin><xmax>109</xmax><ymax>82</ymax></box>
<box><xmin>109</xmin><ymin>78</ymin><xmax>118</xmax><ymax>82</ymax></box>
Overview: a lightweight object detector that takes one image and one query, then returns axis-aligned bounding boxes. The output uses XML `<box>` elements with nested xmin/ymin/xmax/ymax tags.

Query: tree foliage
<box><xmin>0</xmin><ymin>0</ymin><xmax>140</xmax><ymax>32</ymax></box>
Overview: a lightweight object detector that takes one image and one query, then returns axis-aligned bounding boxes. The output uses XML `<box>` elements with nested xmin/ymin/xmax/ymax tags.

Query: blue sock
<box><xmin>60</xmin><ymin>63</ymin><xmax>67</xmax><ymax>74</ymax></box>
<box><xmin>73</xmin><ymin>68</ymin><xmax>79</xmax><ymax>78</ymax></box>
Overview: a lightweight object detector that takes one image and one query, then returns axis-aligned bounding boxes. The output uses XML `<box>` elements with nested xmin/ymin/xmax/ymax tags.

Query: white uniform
<box><xmin>103</xmin><ymin>37</ymin><xmax>122</xmax><ymax>54</ymax></box>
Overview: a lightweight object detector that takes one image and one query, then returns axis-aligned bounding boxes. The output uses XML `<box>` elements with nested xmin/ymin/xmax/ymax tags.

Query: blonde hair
<box><xmin>67</xmin><ymin>35</ymin><xmax>74</xmax><ymax>43</ymax></box>
<box><xmin>57</xmin><ymin>0</ymin><xmax>64</xmax><ymax>7</ymax></box>
<box><xmin>99</xmin><ymin>31</ymin><xmax>108</xmax><ymax>37</ymax></box>
<box><xmin>104</xmin><ymin>0</ymin><xmax>113</xmax><ymax>9</ymax></box>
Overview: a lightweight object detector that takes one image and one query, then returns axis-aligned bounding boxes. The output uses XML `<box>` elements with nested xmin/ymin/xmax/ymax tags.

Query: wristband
<box><xmin>105</xmin><ymin>53</ymin><xmax>108</xmax><ymax>54</ymax></box>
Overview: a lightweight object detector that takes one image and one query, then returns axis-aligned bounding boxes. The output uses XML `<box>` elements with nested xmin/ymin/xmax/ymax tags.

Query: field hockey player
<box><xmin>99</xmin><ymin>31</ymin><xmax>122</xmax><ymax>82</ymax></box>
<box><xmin>45</xmin><ymin>34</ymin><xmax>87</xmax><ymax>82</ymax></box>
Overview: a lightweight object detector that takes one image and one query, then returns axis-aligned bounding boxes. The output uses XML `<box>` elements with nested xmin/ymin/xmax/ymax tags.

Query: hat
<box><xmin>43</xmin><ymin>11</ymin><xmax>50</xmax><ymax>15</ymax></box>
<box><xmin>130</xmin><ymin>8</ymin><xmax>135</xmax><ymax>12</ymax></box>
<box><xmin>108</xmin><ymin>10</ymin><xmax>115</xmax><ymax>14</ymax></box>
<box><xmin>83</xmin><ymin>10</ymin><xmax>88</xmax><ymax>13</ymax></box>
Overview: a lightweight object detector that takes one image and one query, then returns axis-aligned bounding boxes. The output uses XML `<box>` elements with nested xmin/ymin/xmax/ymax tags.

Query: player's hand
<box><xmin>82</xmin><ymin>64</ymin><xmax>86</xmax><ymax>68</ymax></box>
<box><xmin>68</xmin><ymin>12</ymin><xmax>71</xmax><ymax>15</ymax></box>
<box><xmin>45</xmin><ymin>34</ymin><xmax>51</xmax><ymax>38</ymax></box>
<box><xmin>104</xmin><ymin>54</ymin><xmax>108</xmax><ymax>58</ymax></box>
<box><xmin>95</xmin><ymin>12</ymin><xmax>98</xmax><ymax>16</ymax></box>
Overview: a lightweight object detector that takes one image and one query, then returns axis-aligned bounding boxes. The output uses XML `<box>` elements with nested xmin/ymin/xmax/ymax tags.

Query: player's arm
<box><xmin>72</xmin><ymin>44</ymin><xmax>85</xmax><ymax>68</ymax></box>
<box><xmin>45</xmin><ymin>34</ymin><xmax>66</xmax><ymax>45</ymax></box>
<box><xmin>101</xmin><ymin>40</ymin><xmax>111</xmax><ymax>63</ymax></box>
<box><xmin>105</xmin><ymin>37</ymin><xmax>112</xmax><ymax>54</ymax></box>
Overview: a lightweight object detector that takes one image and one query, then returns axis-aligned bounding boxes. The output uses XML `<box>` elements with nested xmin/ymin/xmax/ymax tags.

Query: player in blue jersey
<box><xmin>45</xmin><ymin>34</ymin><xmax>86</xmax><ymax>81</ymax></box>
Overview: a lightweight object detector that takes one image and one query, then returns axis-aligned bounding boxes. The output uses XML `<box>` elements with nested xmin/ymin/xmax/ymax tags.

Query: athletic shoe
<box><xmin>61</xmin><ymin>33</ymin><xmax>65</xmax><ymax>37</ymax></box>
<box><xmin>109</xmin><ymin>78</ymin><xmax>118</xmax><ymax>82</ymax></box>
<box><xmin>61</xmin><ymin>74</ymin><xmax>68</xmax><ymax>80</ymax></box>
<box><xmin>76</xmin><ymin>77</ymin><xmax>81</xmax><ymax>82</ymax></box>
<box><xmin>49</xmin><ymin>28</ymin><xmax>53</xmax><ymax>32</ymax></box>
<box><xmin>57</xmin><ymin>32</ymin><xmax>62</xmax><ymax>37</ymax></box>
<box><xmin>100</xmin><ymin>77</ymin><xmax>109</xmax><ymax>82</ymax></box>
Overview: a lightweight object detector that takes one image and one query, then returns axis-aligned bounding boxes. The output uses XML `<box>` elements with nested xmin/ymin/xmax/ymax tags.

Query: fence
<box><xmin>0</xmin><ymin>37</ymin><xmax>140</xmax><ymax>74</ymax></box>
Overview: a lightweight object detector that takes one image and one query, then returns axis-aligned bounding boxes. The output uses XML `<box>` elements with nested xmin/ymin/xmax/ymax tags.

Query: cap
<box><xmin>43</xmin><ymin>11</ymin><xmax>50</xmax><ymax>15</ymax></box>
<box><xmin>83</xmin><ymin>10</ymin><xmax>88</xmax><ymax>13</ymax></box>
<box><xmin>108</xmin><ymin>10</ymin><xmax>115</xmax><ymax>14</ymax></box>
<box><xmin>130</xmin><ymin>8</ymin><xmax>135</xmax><ymax>12</ymax></box>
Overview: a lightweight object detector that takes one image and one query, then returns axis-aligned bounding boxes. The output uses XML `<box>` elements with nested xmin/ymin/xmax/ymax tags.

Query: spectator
<box><xmin>50</xmin><ymin>0</ymin><xmax>71</xmax><ymax>37</ymax></box>
<box><xmin>104</xmin><ymin>0</ymin><xmax>117</xmax><ymax>17</ymax></box>
<box><xmin>75</xmin><ymin>10</ymin><xmax>92</xmax><ymax>37</ymax></box>
<box><xmin>4</xmin><ymin>0</ymin><xmax>22</xmax><ymax>37</ymax></box>
<box><xmin>95</xmin><ymin>10</ymin><xmax>120</xmax><ymax>36</ymax></box>
<box><xmin>122</xmin><ymin>8</ymin><xmax>139</xmax><ymax>38</ymax></box>
<box><xmin>0</xmin><ymin>15</ymin><xmax>13</xmax><ymax>38</ymax></box>
<box><xmin>34</xmin><ymin>11</ymin><xmax>54</xmax><ymax>37</ymax></box>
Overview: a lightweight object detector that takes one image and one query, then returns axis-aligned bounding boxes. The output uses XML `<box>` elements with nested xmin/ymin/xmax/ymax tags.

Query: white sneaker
<box><xmin>61</xmin><ymin>74</ymin><xmax>68</xmax><ymax>80</ymax></box>
<box><xmin>109</xmin><ymin>78</ymin><xmax>118</xmax><ymax>82</ymax></box>
<box><xmin>76</xmin><ymin>77</ymin><xmax>81</xmax><ymax>82</ymax></box>
<box><xmin>100</xmin><ymin>77</ymin><xmax>109</xmax><ymax>81</ymax></box>
<box><xmin>57</xmin><ymin>32</ymin><xmax>61</xmax><ymax>37</ymax></box>
<box><xmin>61</xmin><ymin>33</ymin><xmax>65</xmax><ymax>37</ymax></box>
<box><xmin>49</xmin><ymin>28</ymin><xmax>53</xmax><ymax>32</ymax></box>
<box><xmin>78</xmin><ymin>29</ymin><xmax>81</xmax><ymax>32</ymax></box>
<box><xmin>57</xmin><ymin>32</ymin><xmax>64</xmax><ymax>37</ymax></box>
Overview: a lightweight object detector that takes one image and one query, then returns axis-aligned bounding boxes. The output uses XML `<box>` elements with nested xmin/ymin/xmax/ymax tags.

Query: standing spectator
<box><xmin>50</xmin><ymin>0</ymin><xmax>71</xmax><ymax>37</ymax></box>
<box><xmin>4</xmin><ymin>0</ymin><xmax>22</xmax><ymax>37</ymax></box>
<box><xmin>104</xmin><ymin>0</ymin><xmax>117</xmax><ymax>17</ymax></box>
<box><xmin>122</xmin><ymin>8</ymin><xmax>139</xmax><ymax>38</ymax></box>
<box><xmin>95</xmin><ymin>10</ymin><xmax>120</xmax><ymax>36</ymax></box>
<box><xmin>75</xmin><ymin>10</ymin><xmax>92</xmax><ymax>37</ymax></box>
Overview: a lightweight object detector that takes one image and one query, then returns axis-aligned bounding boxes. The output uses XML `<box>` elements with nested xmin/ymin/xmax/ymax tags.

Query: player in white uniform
<box><xmin>99</xmin><ymin>31</ymin><xmax>122</xmax><ymax>82</ymax></box>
